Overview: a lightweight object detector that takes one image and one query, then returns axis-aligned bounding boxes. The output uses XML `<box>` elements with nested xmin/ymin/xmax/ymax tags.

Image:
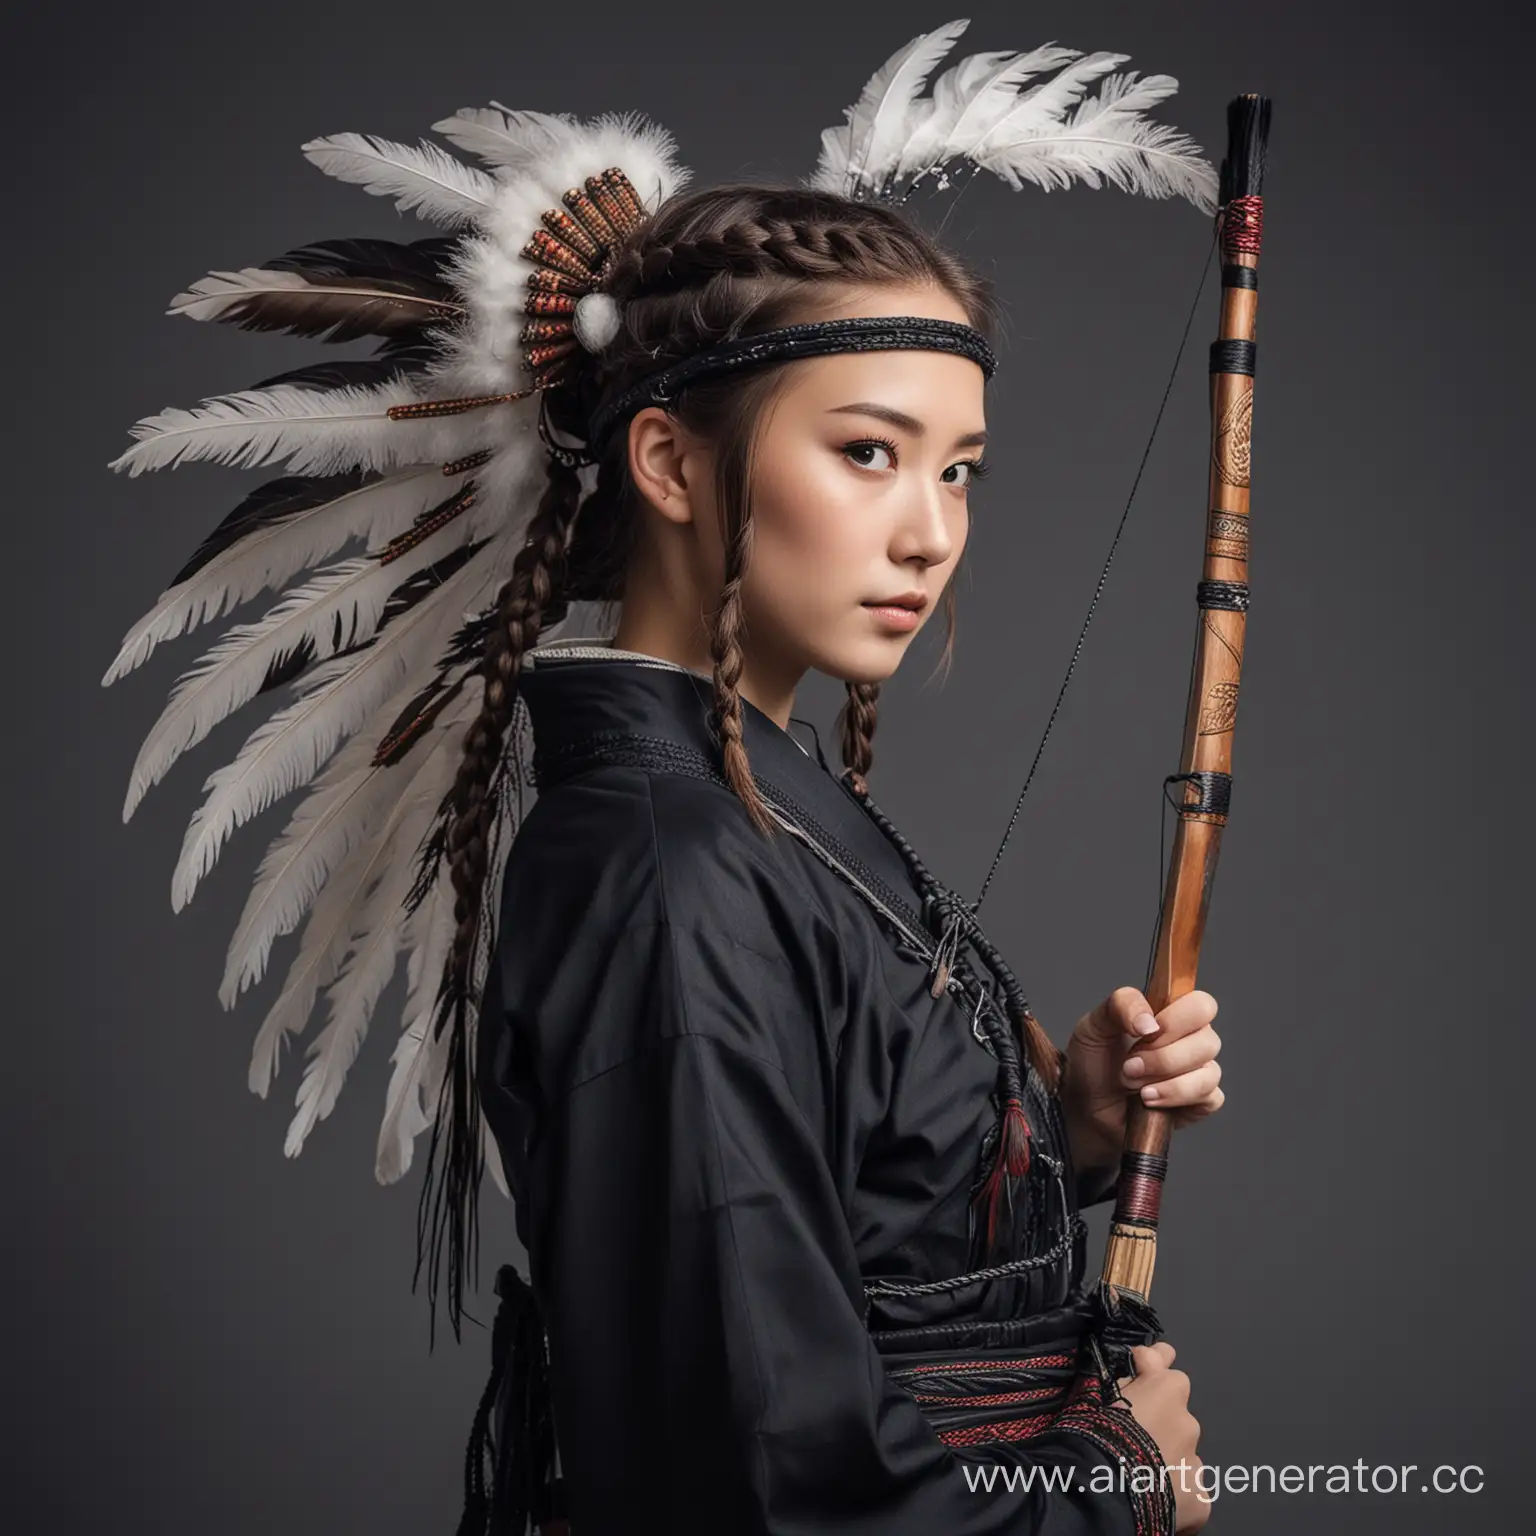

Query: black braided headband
<box><xmin>583</xmin><ymin>315</ymin><xmax>997</xmax><ymax>457</ymax></box>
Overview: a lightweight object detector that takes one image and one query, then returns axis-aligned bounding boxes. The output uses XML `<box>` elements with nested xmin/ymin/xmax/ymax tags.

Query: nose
<box><xmin>889</xmin><ymin>480</ymin><xmax>956</xmax><ymax>569</ymax></box>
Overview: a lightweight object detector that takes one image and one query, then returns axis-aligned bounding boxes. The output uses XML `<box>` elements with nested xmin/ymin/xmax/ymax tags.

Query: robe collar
<box><xmin>519</xmin><ymin>637</ymin><xmax>925</xmax><ymax>912</ymax></box>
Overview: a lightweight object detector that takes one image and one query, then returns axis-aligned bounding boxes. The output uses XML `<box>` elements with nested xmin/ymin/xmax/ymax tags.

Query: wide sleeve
<box><xmin>497</xmin><ymin>912</ymin><xmax>1170</xmax><ymax>1536</ymax></box>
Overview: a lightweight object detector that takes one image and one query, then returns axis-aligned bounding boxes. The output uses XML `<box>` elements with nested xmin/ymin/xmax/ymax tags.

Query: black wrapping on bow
<box><xmin>1081</xmin><ymin>1278</ymin><xmax>1167</xmax><ymax>1392</ymax></box>
<box><xmin>457</xmin><ymin>1264</ymin><xmax>560</xmax><ymax>1535</ymax></box>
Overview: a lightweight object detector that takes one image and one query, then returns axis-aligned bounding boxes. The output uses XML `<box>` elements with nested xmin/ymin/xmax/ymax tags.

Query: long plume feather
<box><xmin>169</xmin><ymin>267</ymin><xmax>461</xmax><ymax>342</ymax></box>
<box><xmin>219</xmin><ymin>545</ymin><xmax>496</xmax><ymax>1003</ymax></box>
<box><xmin>123</xmin><ymin>521</ymin><xmax>470</xmax><ymax>822</ymax></box>
<box><xmin>109</xmin><ymin>377</ymin><xmax>428</xmax><ymax>480</ymax></box>
<box><xmin>431</xmin><ymin>105</ymin><xmax>577</xmax><ymax>170</ymax></box>
<box><xmin>251</xmin><ymin>713</ymin><xmax>462</xmax><ymax>1114</ymax></box>
<box><xmin>376</xmin><ymin>880</ymin><xmax>457</xmax><ymax>1183</ymax></box>
<box><xmin>104</xmin><ymin>464</ymin><xmax>457</xmax><ymax>683</ymax></box>
<box><xmin>302</xmin><ymin>134</ymin><xmax>497</xmax><ymax>227</ymax></box>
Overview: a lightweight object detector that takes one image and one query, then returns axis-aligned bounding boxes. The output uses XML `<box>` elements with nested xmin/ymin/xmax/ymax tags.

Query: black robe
<box><xmin>475</xmin><ymin>644</ymin><xmax>1173</xmax><ymax>1535</ymax></box>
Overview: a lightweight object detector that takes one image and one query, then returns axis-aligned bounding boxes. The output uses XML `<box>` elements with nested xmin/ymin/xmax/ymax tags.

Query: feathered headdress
<box><xmin>107</xmin><ymin>19</ymin><xmax>1214</xmax><ymax>1199</ymax></box>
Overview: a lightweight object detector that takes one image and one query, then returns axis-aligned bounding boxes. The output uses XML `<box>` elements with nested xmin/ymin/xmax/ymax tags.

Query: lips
<box><xmin>863</xmin><ymin>592</ymin><xmax>928</xmax><ymax>612</ymax></box>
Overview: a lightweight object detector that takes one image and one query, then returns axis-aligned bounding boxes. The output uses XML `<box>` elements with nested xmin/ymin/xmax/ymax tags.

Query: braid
<box><xmin>607</xmin><ymin>218</ymin><xmax>921</xmax><ymax>298</ymax></box>
<box><xmin>839</xmin><ymin>681</ymin><xmax>880</xmax><ymax>795</ymax></box>
<box><xmin>418</xmin><ymin>456</ymin><xmax>582</xmax><ymax>1340</ymax></box>
<box><xmin>707</xmin><ymin>516</ymin><xmax>774</xmax><ymax>837</ymax></box>
<box><xmin>444</xmin><ymin>464</ymin><xmax>579</xmax><ymax>997</ymax></box>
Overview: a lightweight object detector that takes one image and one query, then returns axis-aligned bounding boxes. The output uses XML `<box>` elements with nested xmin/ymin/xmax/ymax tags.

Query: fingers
<box><xmin>1147</xmin><ymin>989</ymin><xmax>1218</xmax><ymax>1045</ymax></box>
<box><xmin>1108</xmin><ymin>986</ymin><xmax>1161</xmax><ymax>1040</ymax></box>
<box><xmin>1092</xmin><ymin>988</ymin><xmax>1218</xmax><ymax>1048</ymax></box>
<box><xmin>1131</xmin><ymin>1340</ymin><xmax>1176</xmax><ymax>1371</ymax></box>
<box><xmin>1124</xmin><ymin>1040</ymin><xmax>1222</xmax><ymax>1103</ymax></box>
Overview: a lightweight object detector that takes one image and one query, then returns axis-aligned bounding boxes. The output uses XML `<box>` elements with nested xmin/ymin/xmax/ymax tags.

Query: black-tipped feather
<box><xmin>265</xmin><ymin>236</ymin><xmax>461</xmax><ymax>295</ymax></box>
<box><xmin>261</xmin><ymin>538</ymin><xmax>493</xmax><ymax>698</ymax></box>
<box><xmin>259</xmin><ymin>639</ymin><xmax>317</xmax><ymax>695</ymax></box>
<box><xmin>190</xmin><ymin>235</ymin><xmax>463</xmax><ymax>344</ymax></box>
<box><xmin>169</xmin><ymin>469</ymin><xmax>371</xmax><ymax>587</ymax></box>
<box><xmin>375</xmin><ymin>539</ymin><xmax>490</xmax><ymax>630</ymax></box>
<box><xmin>375</xmin><ymin>610</ymin><xmax>497</xmax><ymax>768</ymax></box>
<box><xmin>249</xmin><ymin>356</ymin><xmax>426</xmax><ymax>393</ymax></box>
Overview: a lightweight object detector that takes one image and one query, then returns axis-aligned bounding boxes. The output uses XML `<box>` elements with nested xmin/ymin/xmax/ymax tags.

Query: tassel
<box><xmin>972</xmin><ymin>1095</ymin><xmax>1033</xmax><ymax>1253</ymax></box>
<box><xmin>1082</xmin><ymin>1277</ymin><xmax>1166</xmax><ymax>1388</ymax></box>
<box><xmin>458</xmin><ymin>1264</ymin><xmax>557</xmax><ymax>1536</ymax></box>
<box><xmin>928</xmin><ymin>906</ymin><xmax>963</xmax><ymax>996</ymax></box>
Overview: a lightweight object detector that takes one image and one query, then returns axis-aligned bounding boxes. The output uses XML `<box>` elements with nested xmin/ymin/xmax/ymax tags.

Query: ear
<box><xmin>626</xmin><ymin>406</ymin><xmax>708</xmax><ymax>528</ymax></box>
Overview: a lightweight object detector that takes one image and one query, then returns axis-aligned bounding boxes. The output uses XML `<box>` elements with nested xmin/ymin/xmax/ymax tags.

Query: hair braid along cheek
<box><xmin>839</xmin><ymin>680</ymin><xmax>880</xmax><ymax>796</ymax></box>
<box><xmin>707</xmin><ymin>520</ymin><xmax>774</xmax><ymax>838</ymax></box>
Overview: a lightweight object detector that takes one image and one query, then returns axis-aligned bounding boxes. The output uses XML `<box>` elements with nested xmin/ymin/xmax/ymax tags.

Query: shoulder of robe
<box><xmin>504</xmin><ymin>764</ymin><xmax>828</xmax><ymax>943</ymax></box>
<box><xmin>497</xmin><ymin>765</ymin><xmax>843</xmax><ymax>1090</ymax></box>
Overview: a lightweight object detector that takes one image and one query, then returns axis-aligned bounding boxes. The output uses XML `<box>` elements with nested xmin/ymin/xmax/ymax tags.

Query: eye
<box><xmin>942</xmin><ymin>458</ymin><xmax>991</xmax><ymax>489</ymax></box>
<box><xmin>842</xmin><ymin>436</ymin><xmax>899</xmax><ymax>472</ymax></box>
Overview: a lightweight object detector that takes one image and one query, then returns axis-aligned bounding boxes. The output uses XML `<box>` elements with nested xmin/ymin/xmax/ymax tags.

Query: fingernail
<box><xmin>1122</xmin><ymin>1054</ymin><xmax>1146</xmax><ymax>1079</ymax></box>
<box><xmin>1140</xmin><ymin>1084</ymin><xmax>1161</xmax><ymax>1102</ymax></box>
<box><xmin>1133</xmin><ymin>1013</ymin><xmax>1159</xmax><ymax>1036</ymax></box>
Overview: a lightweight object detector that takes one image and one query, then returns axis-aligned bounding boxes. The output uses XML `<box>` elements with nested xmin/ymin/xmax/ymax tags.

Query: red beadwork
<box><xmin>542</xmin><ymin>207</ymin><xmax>601</xmax><ymax>265</ymax></box>
<box><xmin>386</xmin><ymin>389</ymin><xmax>529</xmax><ymax>420</ymax></box>
<box><xmin>1222</xmin><ymin>195</ymin><xmax>1264</xmax><ymax>259</ymax></box>
<box><xmin>522</xmin><ymin>229</ymin><xmax>591</xmax><ymax>282</ymax></box>
<box><xmin>520</xmin><ymin>318</ymin><xmax>572</xmax><ymax>345</ymax></box>
<box><xmin>378</xmin><ymin>486</ymin><xmax>477</xmax><ymax>565</ymax></box>
<box><xmin>525</xmin><ymin>291</ymin><xmax>578</xmax><ymax>317</ymax></box>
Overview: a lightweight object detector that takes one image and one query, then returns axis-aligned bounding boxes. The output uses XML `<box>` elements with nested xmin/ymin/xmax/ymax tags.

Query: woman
<box><xmin>106</xmin><ymin>28</ymin><xmax>1224</xmax><ymax>1536</ymax></box>
<box><xmin>453</xmin><ymin>186</ymin><xmax>1223</xmax><ymax>1536</ymax></box>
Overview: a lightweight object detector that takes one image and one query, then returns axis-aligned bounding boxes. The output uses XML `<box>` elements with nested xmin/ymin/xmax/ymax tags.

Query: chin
<box><xmin>817</xmin><ymin>634</ymin><xmax>914</xmax><ymax>687</ymax></box>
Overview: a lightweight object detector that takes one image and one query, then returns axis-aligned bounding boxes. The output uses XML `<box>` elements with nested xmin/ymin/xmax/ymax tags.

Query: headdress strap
<box><xmin>584</xmin><ymin>314</ymin><xmax>997</xmax><ymax>458</ymax></box>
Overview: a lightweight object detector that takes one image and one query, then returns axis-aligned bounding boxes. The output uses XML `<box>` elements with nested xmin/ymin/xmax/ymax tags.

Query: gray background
<box><xmin>4</xmin><ymin>0</ymin><xmax>1528</xmax><ymax>1531</ymax></box>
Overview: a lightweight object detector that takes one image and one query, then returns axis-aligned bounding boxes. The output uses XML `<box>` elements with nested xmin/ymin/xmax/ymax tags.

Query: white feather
<box><xmin>125</xmin><ymin>516</ymin><xmax>474</xmax><ymax>822</ymax></box>
<box><xmin>836</xmin><ymin>18</ymin><xmax>971</xmax><ymax>193</ymax></box>
<box><xmin>896</xmin><ymin>44</ymin><xmax>1081</xmax><ymax>176</ymax></box>
<box><xmin>166</xmin><ymin>265</ymin><xmax>465</xmax><ymax>325</ymax></box>
<box><xmin>431</xmin><ymin>105</ymin><xmax>577</xmax><ymax>171</ymax></box>
<box><xmin>808</xmin><ymin>30</ymin><xmax>1214</xmax><ymax>212</ymax></box>
<box><xmin>219</xmin><ymin>545</ymin><xmax>497</xmax><ymax>1003</ymax></box>
<box><xmin>375</xmin><ymin>879</ymin><xmax>456</xmax><ymax>1183</ymax></box>
<box><xmin>223</xmin><ymin>743</ymin><xmax>393</xmax><ymax>1013</ymax></box>
<box><xmin>980</xmin><ymin>70</ymin><xmax>1217</xmax><ymax>208</ymax></box>
<box><xmin>249</xmin><ymin>712</ymin><xmax>463</xmax><ymax>1103</ymax></box>
<box><xmin>109</xmin><ymin>377</ymin><xmax>431</xmax><ymax>480</ymax></box>
<box><xmin>103</xmin><ymin>464</ymin><xmax>456</xmax><ymax>684</ymax></box>
<box><xmin>283</xmin><ymin>779</ymin><xmax>439</xmax><ymax>1157</ymax></box>
<box><xmin>301</xmin><ymin>133</ymin><xmax>498</xmax><ymax>227</ymax></box>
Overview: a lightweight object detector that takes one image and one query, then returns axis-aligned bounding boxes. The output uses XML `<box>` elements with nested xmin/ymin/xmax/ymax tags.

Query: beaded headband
<box><xmin>580</xmin><ymin>314</ymin><xmax>998</xmax><ymax>462</ymax></box>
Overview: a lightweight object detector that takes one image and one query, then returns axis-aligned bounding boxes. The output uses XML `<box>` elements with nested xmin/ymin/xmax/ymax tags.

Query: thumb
<box><xmin>1077</xmin><ymin>986</ymin><xmax>1160</xmax><ymax>1047</ymax></box>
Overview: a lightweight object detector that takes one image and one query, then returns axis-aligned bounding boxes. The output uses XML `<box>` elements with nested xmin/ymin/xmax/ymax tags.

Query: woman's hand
<box><xmin>1116</xmin><ymin>1342</ymin><xmax>1208</xmax><ymax>1532</ymax></box>
<box><xmin>1059</xmin><ymin>986</ymin><xmax>1223</xmax><ymax>1177</ymax></box>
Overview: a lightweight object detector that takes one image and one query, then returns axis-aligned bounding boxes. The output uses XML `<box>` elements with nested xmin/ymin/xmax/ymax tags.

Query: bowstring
<box><xmin>973</xmin><ymin>225</ymin><xmax>1220</xmax><ymax>915</ymax></box>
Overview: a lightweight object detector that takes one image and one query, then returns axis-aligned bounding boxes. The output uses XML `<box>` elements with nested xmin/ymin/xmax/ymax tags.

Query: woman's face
<box><xmin>736</xmin><ymin>282</ymin><xmax>987</xmax><ymax>687</ymax></box>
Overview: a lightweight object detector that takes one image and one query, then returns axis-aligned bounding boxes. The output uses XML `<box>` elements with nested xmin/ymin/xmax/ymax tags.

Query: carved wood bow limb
<box><xmin>1099</xmin><ymin>96</ymin><xmax>1274</xmax><ymax>1302</ymax></box>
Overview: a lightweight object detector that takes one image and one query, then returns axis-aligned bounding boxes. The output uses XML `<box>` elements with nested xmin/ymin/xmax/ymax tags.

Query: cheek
<box><xmin>747</xmin><ymin>455</ymin><xmax>874</xmax><ymax>600</ymax></box>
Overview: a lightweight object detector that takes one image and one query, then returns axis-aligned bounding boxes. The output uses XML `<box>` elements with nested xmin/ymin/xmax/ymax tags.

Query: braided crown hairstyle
<box><xmin>422</xmin><ymin>185</ymin><xmax>999</xmax><ymax>1333</ymax></box>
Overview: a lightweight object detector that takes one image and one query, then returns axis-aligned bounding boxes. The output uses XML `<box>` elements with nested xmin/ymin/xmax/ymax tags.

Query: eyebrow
<box><xmin>827</xmin><ymin>401</ymin><xmax>988</xmax><ymax>450</ymax></box>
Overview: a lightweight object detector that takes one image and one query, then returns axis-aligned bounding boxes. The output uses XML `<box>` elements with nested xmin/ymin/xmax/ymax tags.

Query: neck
<box><xmin>612</xmin><ymin>600</ymin><xmax>801</xmax><ymax>731</ymax></box>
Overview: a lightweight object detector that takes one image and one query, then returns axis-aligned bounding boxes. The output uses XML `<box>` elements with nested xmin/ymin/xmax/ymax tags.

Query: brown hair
<box><xmin>422</xmin><ymin>185</ymin><xmax>1004</xmax><ymax>1331</ymax></box>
